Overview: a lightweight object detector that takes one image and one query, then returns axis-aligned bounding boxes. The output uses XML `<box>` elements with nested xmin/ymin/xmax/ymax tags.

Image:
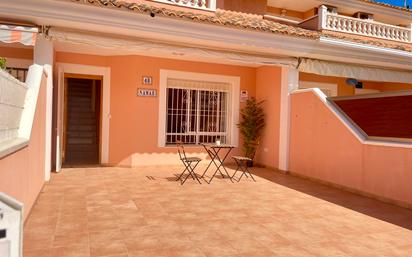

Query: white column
<box><xmin>318</xmin><ymin>5</ymin><xmax>327</xmax><ymax>30</ymax></box>
<box><xmin>278</xmin><ymin>67</ymin><xmax>299</xmax><ymax>172</ymax></box>
<box><xmin>208</xmin><ymin>0</ymin><xmax>217</xmax><ymax>11</ymax></box>
<box><xmin>34</xmin><ymin>36</ymin><xmax>54</xmax><ymax>181</ymax></box>
<box><xmin>409</xmin><ymin>24</ymin><xmax>412</xmax><ymax>43</ymax></box>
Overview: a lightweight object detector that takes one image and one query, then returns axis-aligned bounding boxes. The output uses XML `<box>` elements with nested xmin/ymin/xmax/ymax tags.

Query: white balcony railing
<box><xmin>153</xmin><ymin>0</ymin><xmax>217</xmax><ymax>11</ymax></box>
<box><xmin>318</xmin><ymin>5</ymin><xmax>412</xmax><ymax>43</ymax></box>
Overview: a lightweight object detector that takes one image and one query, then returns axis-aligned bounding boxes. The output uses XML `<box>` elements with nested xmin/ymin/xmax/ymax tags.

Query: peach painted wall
<box><xmin>255</xmin><ymin>66</ymin><xmax>282</xmax><ymax>169</ymax></box>
<box><xmin>56</xmin><ymin>52</ymin><xmax>260</xmax><ymax>166</ymax></box>
<box><xmin>299</xmin><ymin>72</ymin><xmax>355</xmax><ymax>96</ymax></box>
<box><xmin>289</xmin><ymin>90</ymin><xmax>412</xmax><ymax>206</ymax></box>
<box><xmin>380</xmin><ymin>82</ymin><xmax>412</xmax><ymax>91</ymax></box>
<box><xmin>0</xmin><ymin>74</ymin><xmax>47</xmax><ymax>221</ymax></box>
<box><xmin>300</xmin><ymin>73</ymin><xmax>412</xmax><ymax>94</ymax></box>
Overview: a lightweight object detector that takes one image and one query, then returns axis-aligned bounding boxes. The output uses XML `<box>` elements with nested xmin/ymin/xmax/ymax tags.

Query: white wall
<box><xmin>0</xmin><ymin>70</ymin><xmax>28</xmax><ymax>144</ymax></box>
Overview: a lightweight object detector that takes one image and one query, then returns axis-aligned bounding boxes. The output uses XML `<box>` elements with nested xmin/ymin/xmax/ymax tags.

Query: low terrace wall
<box><xmin>289</xmin><ymin>89</ymin><xmax>412</xmax><ymax>208</ymax></box>
<box><xmin>0</xmin><ymin>65</ymin><xmax>47</xmax><ymax>221</ymax></box>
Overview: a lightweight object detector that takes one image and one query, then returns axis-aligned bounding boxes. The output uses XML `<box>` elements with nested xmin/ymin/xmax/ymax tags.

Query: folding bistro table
<box><xmin>201</xmin><ymin>144</ymin><xmax>234</xmax><ymax>184</ymax></box>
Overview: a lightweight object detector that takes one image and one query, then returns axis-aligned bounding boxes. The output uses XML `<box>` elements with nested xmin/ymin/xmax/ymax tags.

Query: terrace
<box><xmin>24</xmin><ymin>166</ymin><xmax>412</xmax><ymax>257</ymax></box>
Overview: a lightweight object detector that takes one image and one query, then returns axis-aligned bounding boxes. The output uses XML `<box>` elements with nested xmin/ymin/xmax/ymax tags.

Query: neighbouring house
<box><xmin>0</xmin><ymin>0</ymin><xmax>412</xmax><ymax>220</ymax></box>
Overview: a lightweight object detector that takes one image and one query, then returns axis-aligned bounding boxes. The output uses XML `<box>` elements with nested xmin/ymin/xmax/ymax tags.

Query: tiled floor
<box><xmin>24</xmin><ymin>166</ymin><xmax>412</xmax><ymax>257</ymax></box>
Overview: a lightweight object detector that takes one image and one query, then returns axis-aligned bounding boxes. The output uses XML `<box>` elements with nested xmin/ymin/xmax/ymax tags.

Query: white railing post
<box><xmin>208</xmin><ymin>0</ymin><xmax>216</xmax><ymax>11</ymax></box>
<box><xmin>410</xmin><ymin>24</ymin><xmax>412</xmax><ymax>43</ymax></box>
<box><xmin>318</xmin><ymin>5</ymin><xmax>328</xmax><ymax>30</ymax></box>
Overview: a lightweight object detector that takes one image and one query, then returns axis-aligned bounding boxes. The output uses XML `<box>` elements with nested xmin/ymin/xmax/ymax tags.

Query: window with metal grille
<box><xmin>166</xmin><ymin>79</ymin><xmax>230</xmax><ymax>145</ymax></box>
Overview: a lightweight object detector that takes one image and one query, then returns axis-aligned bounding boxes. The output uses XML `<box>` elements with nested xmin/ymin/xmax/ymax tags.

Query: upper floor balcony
<box><xmin>152</xmin><ymin>0</ymin><xmax>216</xmax><ymax>11</ymax></box>
<box><xmin>312</xmin><ymin>5</ymin><xmax>412</xmax><ymax>43</ymax></box>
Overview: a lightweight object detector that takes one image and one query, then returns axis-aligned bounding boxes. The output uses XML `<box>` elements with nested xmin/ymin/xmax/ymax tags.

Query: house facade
<box><xmin>0</xmin><ymin>0</ymin><xmax>412</xmax><ymax>219</ymax></box>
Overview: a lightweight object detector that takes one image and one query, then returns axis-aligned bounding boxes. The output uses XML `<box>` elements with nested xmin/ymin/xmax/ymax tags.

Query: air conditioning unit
<box><xmin>0</xmin><ymin>193</ymin><xmax>23</xmax><ymax>257</ymax></box>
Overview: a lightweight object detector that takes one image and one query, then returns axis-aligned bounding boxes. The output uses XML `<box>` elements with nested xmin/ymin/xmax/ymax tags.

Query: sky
<box><xmin>376</xmin><ymin>0</ymin><xmax>410</xmax><ymax>7</ymax></box>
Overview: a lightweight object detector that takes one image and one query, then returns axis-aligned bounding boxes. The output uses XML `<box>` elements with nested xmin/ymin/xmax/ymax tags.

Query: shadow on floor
<box><xmin>252</xmin><ymin>168</ymin><xmax>412</xmax><ymax>231</ymax></box>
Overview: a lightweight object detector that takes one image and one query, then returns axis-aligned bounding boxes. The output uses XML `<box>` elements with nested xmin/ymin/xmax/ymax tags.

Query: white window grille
<box><xmin>166</xmin><ymin>79</ymin><xmax>230</xmax><ymax>145</ymax></box>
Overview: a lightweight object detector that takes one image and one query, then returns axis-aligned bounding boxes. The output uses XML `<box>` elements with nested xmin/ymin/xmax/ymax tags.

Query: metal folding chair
<box><xmin>176</xmin><ymin>143</ymin><xmax>202</xmax><ymax>185</ymax></box>
<box><xmin>231</xmin><ymin>156</ymin><xmax>256</xmax><ymax>182</ymax></box>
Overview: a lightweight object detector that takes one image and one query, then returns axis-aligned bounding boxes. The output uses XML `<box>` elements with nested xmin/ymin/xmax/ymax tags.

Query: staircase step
<box><xmin>67</xmin><ymin>138</ymin><xmax>96</xmax><ymax>145</ymax></box>
<box><xmin>66</xmin><ymin>144</ymin><xmax>98</xmax><ymax>152</ymax></box>
<box><xmin>67</xmin><ymin>125</ymin><xmax>96</xmax><ymax>131</ymax></box>
<box><xmin>67</xmin><ymin>132</ymin><xmax>97</xmax><ymax>139</ymax></box>
<box><xmin>69</xmin><ymin>99</ymin><xmax>92</xmax><ymax>104</ymax></box>
<box><xmin>68</xmin><ymin>112</ymin><xmax>96</xmax><ymax>119</ymax></box>
<box><xmin>68</xmin><ymin>119</ymin><xmax>97</xmax><ymax>126</ymax></box>
<box><xmin>68</xmin><ymin>107</ymin><xmax>94</xmax><ymax>113</ymax></box>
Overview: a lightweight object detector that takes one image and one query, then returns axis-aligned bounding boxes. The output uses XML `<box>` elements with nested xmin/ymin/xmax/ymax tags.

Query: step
<box><xmin>68</xmin><ymin>112</ymin><xmax>96</xmax><ymax>119</ymax></box>
<box><xmin>66</xmin><ymin>142</ymin><xmax>98</xmax><ymax>152</ymax></box>
<box><xmin>68</xmin><ymin>107</ymin><xmax>94</xmax><ymax>113</ymax></box>
<box><xmin>67</xmin><ymin>119</ymin><xmax>97</xmax><ymax>126</ymax></box>
<box><xmin>64</xmin><ymin>153</ymin><xmax>99</xmax><ymax>164</ymax></box>
<box><xmin>67</xmin><ymin>125</ymin><xmax>96</xmax><ymax>131</ymax></box>
<box><xmin>67</xmin><ymin>131</ymin><xmax>97</xmax><ymax>140</ymax></box>
<box><xmin>67</xmin><ymin>138</ymin><xmax>96</xmax><ymax>145</ymax></box>
<box><xmin>69</xmin><ymin>90</ymin><xmax>92</xmax><ymax>95</ymax></box>
<box><xmin>69</xmin><ymin>98</ymin><xmax>92</xmax><ymax>104</ymax></box>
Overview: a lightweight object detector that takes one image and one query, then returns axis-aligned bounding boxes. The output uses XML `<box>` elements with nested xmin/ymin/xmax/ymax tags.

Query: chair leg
<box><xmin>235</xmin><ymin>160</ymin><xmax>256</xmax><ymax>182</ymax></box>
<box><xmin>177</xmin><ymin>164</ymin><xmax>190</xmax><ymax>181</ymax></box>
<box><xmin>189</xmin><ymin>161</ymin><xmax>202</xmax><ymax>184</ymax></box>
<box><xmin>231</xmin><ymin>159</ymin><xmax>240</xmax><ymax>180</ymax></box>
<box><xmin>181</xmin><ymin>172</ymin><xmax>192</xmax><ymax>185</ymax></box>
<box><xmin>247</xmin><ymin>170</ymin><xmax>256</xmax><ymax>182</ymax></box>
<box><xmin>180</xmin><ymin>161</ymin><xmax>202</xmax><ymax>185</ymax></box>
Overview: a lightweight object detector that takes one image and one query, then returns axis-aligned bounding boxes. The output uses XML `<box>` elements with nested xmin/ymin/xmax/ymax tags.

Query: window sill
<box><xmin>0</xmin><ymin>138</ymin><xmax>29</xmax><ymax>160</ymax></box>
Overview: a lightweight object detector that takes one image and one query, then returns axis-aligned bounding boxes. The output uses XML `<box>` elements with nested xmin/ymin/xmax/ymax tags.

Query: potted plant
<box><xmin>0</xmin><ymin>57</ymin><xmax>6</xmax><ymax>70</ymax></box>
<box><xmin>238</xmin><ymin>97</ymin><xmax>265</xmax><ymax>167</ymax></box>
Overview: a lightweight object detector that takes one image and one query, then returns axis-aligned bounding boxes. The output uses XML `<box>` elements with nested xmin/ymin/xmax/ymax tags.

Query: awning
<box><xmin>48</xmin><ymin>28</ymin><xmax>298</xmax><ymax>67</ymax></box>
<box><xmin>0</xmin><ymin>24</ymin><xmax>38</xmax><ymax>46</ymax></box>
<box><xmin>298</xmin><ymin>58</ymin><xmax>412</xmax><ymax>84</ymax></box>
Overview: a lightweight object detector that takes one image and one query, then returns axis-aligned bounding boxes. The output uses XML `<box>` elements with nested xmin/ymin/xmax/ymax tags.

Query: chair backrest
<box><xmin>176</xmin><ymin>141</ymin><xmax>187</xmax><ymax>160</ymax></box>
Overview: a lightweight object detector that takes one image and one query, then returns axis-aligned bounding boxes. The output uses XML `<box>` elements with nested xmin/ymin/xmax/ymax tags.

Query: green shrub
<box><xmin>0</xmin><ymin>57</ymin><xmax>6</xmax><ymax>70</ymax></box>
<box><xmin>238</xmin><ymin>97</ymin><xmax>265</xmax><ymax>159</ymax></box>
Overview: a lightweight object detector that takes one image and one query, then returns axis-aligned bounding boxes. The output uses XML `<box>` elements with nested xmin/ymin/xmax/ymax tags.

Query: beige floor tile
<box><xmin>23</xmin><ymin>166</ymin><xmax>412</xmax><ymax>257</ymax></box>
<box><xmin>89</xmin><ymin>240</ymin><xmax>128</xmax><ymax>257</ymax></box>
<box><xmin>51</xmin><ymin>244</ymin><xmax>90</xmax><ymax>257</ymax></box>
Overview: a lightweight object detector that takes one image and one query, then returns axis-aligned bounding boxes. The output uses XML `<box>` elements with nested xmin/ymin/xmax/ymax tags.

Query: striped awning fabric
<box><xmin>0</xmin><ymin>24</ymin><xmax>38</xmax><ymax>46</ymax></box>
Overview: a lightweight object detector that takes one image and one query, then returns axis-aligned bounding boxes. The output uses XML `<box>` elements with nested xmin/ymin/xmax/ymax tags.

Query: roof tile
<box><xmin>69</xmin><ymin>0</ymin><xmax>411</xmax><ymax>53</ymax></box>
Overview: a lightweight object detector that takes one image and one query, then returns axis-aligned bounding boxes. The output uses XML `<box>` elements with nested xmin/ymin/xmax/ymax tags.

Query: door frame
<box><xmin>56</xmin><ymin>63</ymin><xmax>111</xmax><ymax>171</ymax></box>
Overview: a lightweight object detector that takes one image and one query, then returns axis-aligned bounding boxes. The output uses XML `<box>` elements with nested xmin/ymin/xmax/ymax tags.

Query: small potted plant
<box><xmin>238</xmin><ymin>97</ymin><xmax>265</xmax><ymax>167</ymax></box>
<box><xmin>0</xmin><ymin>57</ymin><xmax>6</xmax><ymax>70</ymax></box>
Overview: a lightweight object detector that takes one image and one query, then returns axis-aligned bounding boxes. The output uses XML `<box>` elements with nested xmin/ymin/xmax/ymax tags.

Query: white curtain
<box><xmin>299</xmin><ymin>58</ymin><xmax>412</xmax><ymax>84</ymax></box>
